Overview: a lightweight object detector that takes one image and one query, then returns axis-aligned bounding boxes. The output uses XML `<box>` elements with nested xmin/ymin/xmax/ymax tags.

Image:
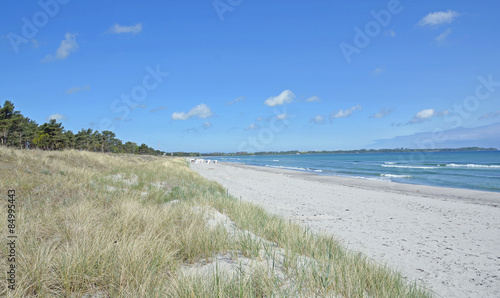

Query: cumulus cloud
<box><xmin>330</xmin><ymin>105</ymin><xmax>362</xmax><ymax>119</ymax></box>
<box><xmin>47</xmin><ymin>113</ymin><xmax>66</xmax><ymax>121</ymax></box>
<box><xmin>305</xmin><ymin>96</ymin><xmax>321</xmax><ymax>103</ymax></box>
<box><xmin>171</xmin><ymin>103</ymin><xmax>213</xmax><ymax>120</ymax></box>
<box><xmin>408</xmin><ymin>108</ymin><xmax>435</xmax><ymax>124</ymax></box>
<box><xmin>264</xmin><ymin>90</ymin><xmax>295</xmax><ymax>107</ymax></box>
<box><xmin>417</xmin><ymin>109</ymin><xmax>436</xmax><ymax>118</ymax></box>
<box><xmin>436</xmin><ymin>28</ymin><xmax>452</xmax><ymax>44</ymax></box>
<box><xmin>42</xmin><ymin>33</ymin><xmax>78</xmax><ymax>63</ymax></box>
<box><xmin>407</xmin><ymin>108</ymin><xmax>449</xmax><ymax>124</ymax></box>
<box><xmin>226</xmin><ymin>96</ymin><xmax>246</xmax><ymax>105</ymax></box>
<box><xmin>418</xmin><ymin>10</ymin><xmax>459</xmax><ymax>27</ymax></box>
<box><xmin>276</xmin><ymin>113</ymin><xmax>288</xmax><ymax>120</ymax></box>
<box><xmin>149</xmin><ymin>106</ymin><xmax>168</xmax><ymax>113</ymax></box>
<box><xmin>107</xmin><ymin>23</ymin><xmax>142</xmax><ymax>34</ymax></box>
<box><xmin>65</xmin><ymin>85</ymin><xmax>90</xmax><ymax>94</ymax></box>
<box><xmin>310</xmin><ymin>115</ymin><xmax>325</xmax><ymax>124</ymax></box>
<box><xmin>245</xmin><ymin>123</ymin><xmax>258</xmax><ymax>130</ymax></box>
<box><xmin>370</xmin><ymin>108</ymin><xmax>394</xmax><ymax>118</ymax></box>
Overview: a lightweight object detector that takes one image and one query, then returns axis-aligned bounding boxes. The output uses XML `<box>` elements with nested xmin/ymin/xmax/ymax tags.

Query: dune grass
<box><xmin>0</xmin><ymin>147</ymin><xmax>433</xmax><ymax>297</ymax></box>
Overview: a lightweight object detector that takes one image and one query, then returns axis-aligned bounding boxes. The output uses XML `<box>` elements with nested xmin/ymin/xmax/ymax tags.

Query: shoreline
<box><xmin>220</xmin><ymin>161</ymin><xmax>500</xmax><ymax>207</ymax></box>
<box><xmin>191</xmin><ymin>161</ymin><xmax>500</xmax><ymax>297</ymax></box>
<box><xmin>210</xmin><ymin>150</ymin><xmax>500</xmax><ymax>195</ymax></box>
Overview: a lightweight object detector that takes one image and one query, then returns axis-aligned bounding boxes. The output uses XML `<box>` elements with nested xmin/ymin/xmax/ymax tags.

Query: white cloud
<box><xmin>264</xmin><ymin>90</ymin><xmax>295</xmax><ymax>107</ymax></box>
<box><xmin>203</xmin><ymin>121</ymin><xmax>212</xmax><ymax>129</ymax></box>
<box><xmin>310</xmin><ymin>115</ymin><xmax>325</xmax><ymax>124</ymax></box>
<box><xmin>107</xmin><ymin>23</ymin><xmax>142</xmax><ymax>34</ymax></box>
<box><xmin>407</xmin><ymin>108</ymin><xmax>449</xmax><ymax>124</ymax></box>
<box><xmin>408</xmin><ymin>108</ymin><xmax>435</xmax><ymax>124</ymax></box>
<box><xmin>131</xmin><ymin>104</ymin><xmax>147</xmax><ymax>109</ymax></box>
<box><xmin>171</xmin><ymin>103</ymin><xmax>213</xmax><ymax>120</ymax></box>
<box><xmin>436</xmin><ymin>28</ymin><xmax>452</xmax><ymax>44</ymax></box>
<box><xmin>42</xmin><ymin>33</ymin><xmax>78</xmax><ymax>63</ymax></box>
<box><xmin>47</xmin><ymin>113</ymin><xmax>66</xmax><ymax>121</ymax></box>
<box><xmin>276</xmin><ymin>113</ymin><xmax>288</xmax><ymax>120</ymax></box>
<box><xmin>226</xmin><ymin>96</ymin><xmax>246</xmax><ymax>105</ymax></box>
<box><xmin>65</xmin><ymin>85</ymin><xmax>90</xmax><ymax>94</ymax></box>
<box><xmin>416</xmin><ymin>109</ymin><xmax>435</xmax><ymax>119</ymax></box>
<box><xmin>418</xmin><ymin>10</ymin><xmax>459</xmax><ymax>27</ymax></box>
<box><xmin>245</xmin><ymin>123</ymin><xmax>258</xmax><ymax>130</ymax></box>
<box><xmin>370</xmin><ymin>108</ymin><xmax>394</xmax><ymax>118</ymax></box>
<box><xmin>305</xmin><ymin>96</ymin><xmax>321</xmax><ymax>103</ymax></box>
<box><xmin>330</xmin><ymin>105</ymin><xmax>362</xmax><ymax>119</ymax></box>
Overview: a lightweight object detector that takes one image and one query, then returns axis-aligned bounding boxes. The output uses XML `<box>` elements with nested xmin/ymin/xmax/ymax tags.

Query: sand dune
<box><xmin>192</xmin><ymin>162</ymin><xmax>500</xmax><ymax>298</ymax></box>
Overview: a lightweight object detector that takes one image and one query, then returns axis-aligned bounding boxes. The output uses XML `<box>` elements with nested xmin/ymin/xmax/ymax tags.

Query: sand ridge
<box><xmin>191</xmin><ymin>162</ymin><xmax>500</xmax><ymax>298</ymax></box>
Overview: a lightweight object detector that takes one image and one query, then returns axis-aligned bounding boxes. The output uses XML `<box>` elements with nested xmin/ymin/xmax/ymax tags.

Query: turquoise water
<box><xmin>214</xmin><ymin>151</ymin><xmax>500</xmax><ymax>193</ymax></box>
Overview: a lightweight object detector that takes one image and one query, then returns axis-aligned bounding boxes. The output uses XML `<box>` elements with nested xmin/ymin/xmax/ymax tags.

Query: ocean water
<box><xmin>214</xmin><ymin>151</ymin><xmax>500</xmax><ymax>193</ymax></box>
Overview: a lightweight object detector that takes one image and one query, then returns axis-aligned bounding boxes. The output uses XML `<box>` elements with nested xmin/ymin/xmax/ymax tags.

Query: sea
<box><xmin>213</xmin><ymin>151</ymin><xmax>500</xmax><ymax>193</ymax></box>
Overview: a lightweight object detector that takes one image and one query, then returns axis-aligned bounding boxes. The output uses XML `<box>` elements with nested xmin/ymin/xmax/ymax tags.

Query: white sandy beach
<box><xmin>191</xmin><ymin>162</ymin><xmax>500</xmax><ymax>298</ymax></box>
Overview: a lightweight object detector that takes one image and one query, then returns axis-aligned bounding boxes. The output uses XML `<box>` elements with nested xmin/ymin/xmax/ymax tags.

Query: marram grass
<box><xmin>0</xmin><ymin>147</ymin><xmax>433</xmax><ymax>297</ymax></box>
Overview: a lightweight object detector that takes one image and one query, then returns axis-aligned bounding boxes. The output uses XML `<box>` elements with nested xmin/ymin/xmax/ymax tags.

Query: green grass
<box><xmin>0</xmin><ymin>147</ymin><xmax>433</xmax><ymax>297</ymax></box>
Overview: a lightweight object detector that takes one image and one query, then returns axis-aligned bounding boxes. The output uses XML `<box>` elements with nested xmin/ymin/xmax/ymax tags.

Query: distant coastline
<box><xmin>199</xmin><ymin>147</ymin><xmax>498</xmax><ymax>157</ymax></box>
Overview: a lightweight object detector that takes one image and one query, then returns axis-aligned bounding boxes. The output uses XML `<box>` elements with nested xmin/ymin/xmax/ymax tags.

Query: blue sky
<box><xmin>1</xmin><ymin>0</ymin><xmax>499</xmax><ymax>153</ymax></box>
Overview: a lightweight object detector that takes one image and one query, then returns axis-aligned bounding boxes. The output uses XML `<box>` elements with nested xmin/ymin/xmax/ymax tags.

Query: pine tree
<box><xmin>12</xmin><ymin>116</ymin><xmax>35</xmax><ymax>149</ymax></box>
<box><xmin>33</xmin><ymin>133</ymin><xmax>50</xmax><ymax>149</ymax></box>
<box><xmin>38</xmin><ymin>119</ymin><xmax>64</xmax><ymax>150</ymax></box>
<box><xmin>102</xmin><ymin>130</ymin><xmax>116</xmax><ymax>152</ymax></box>
<box><xmin>63</xmin><ymin>130</ymin><xmax>76</xmax><ymax>149</ymax></box>
<box><xmin>0</xmin><ymin>100</ymin><xmax>21</xmax><ymax>146</ymax></box>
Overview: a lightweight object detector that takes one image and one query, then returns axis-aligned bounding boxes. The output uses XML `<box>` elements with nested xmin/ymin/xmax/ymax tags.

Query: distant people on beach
<box><xmin>186</xmin><ymin>158</ymin><xmax>218</xmax><ymax>164</ymax></box>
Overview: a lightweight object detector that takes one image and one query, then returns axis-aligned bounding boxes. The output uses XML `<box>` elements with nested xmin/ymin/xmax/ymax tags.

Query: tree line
<box><xmin>0</xmin><ymin>100</ymin><xmax>164</xmax><ymax>155</ymax></box>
